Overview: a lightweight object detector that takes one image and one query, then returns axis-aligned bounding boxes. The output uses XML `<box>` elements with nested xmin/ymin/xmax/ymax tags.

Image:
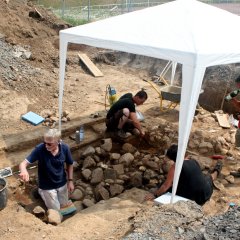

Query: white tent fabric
<box><xmin>59</xmin><ymin>0</ymin><xmax>240</xmax><ymax>203</ymax></box>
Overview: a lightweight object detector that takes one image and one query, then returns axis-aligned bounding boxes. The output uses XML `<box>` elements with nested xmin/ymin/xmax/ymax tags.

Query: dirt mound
<box><xmin>0</xmin><ymin>0</ymin><xmax>68</xmax><ymax>70</ymax></box>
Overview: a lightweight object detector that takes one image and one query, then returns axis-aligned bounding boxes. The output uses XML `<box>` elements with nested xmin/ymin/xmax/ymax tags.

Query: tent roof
<box><xmin>59</xmin><ymin>0</ymin><xmax>240</xmax><ymax>203</ymax></box>
<box><xmin>61</xmin><ymin>0</ymin><xmax>240</xmax><ymax>67</ymax></box>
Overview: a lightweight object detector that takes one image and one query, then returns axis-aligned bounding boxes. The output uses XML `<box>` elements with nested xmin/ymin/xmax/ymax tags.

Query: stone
<box><xmin>47</xmin><ymin>209</ymin><xmax>62</xmax><ymax>225</ymax></box>
<box><xmin>105</xmin><ymin>179</ymin><xmax>115</xmax><ymax>184</ymax></box>
<box><xmin>82</xmin><ymin>156</ymin><xmax>96</xmax><ymax>169</ymax></box>
<box><xmin>119</xmin><ymin>153</ymin><xmax>134</xmax><ymax>166</ymax></box>
<box><xmin>225</xmin><ymin>175</ymin><xmax>234</xmax><ymax>184</ymax></box>
<box><xmin>98</xmin><ymin>187</ymin><xmax>110</xmax><ymax>200</ymax></box>
<box><xmin>71</xmin><ymin>188</ymin><xmax>84</xmax><ymax>201</ymax></box>
<box><xmin>104</xmin><ymin>168</ymin><xmax>117</xmax><ymax>180</ymax></box>
<box><xmin>95</xmin><ymin>146</ymin><xmax>106</xmax><ymax>156</ymax></box>
<box><xmin>143</xmin><ymin>169</ymin><xmax>158</xmax><ymax>180</ymax></box>
<box><xmin>119</xmin><ymin>174</ymin><xmax>130</xmax><ymax>181</ymax></box>
<box><xmin>110</xmin><ymin>153</ymin><xmax>121</xmax><ymax>161</ymax></box>
<box><xmin>73</xmin><ymin>201</ymin><xmax>84</xmax><ymax>212</ymax></box>
<box><xmin>142</xmin><ymin>159</ymin><xmax>159</xmax><ymax>170</ymax></box>
<box><xmin>82</xmin><ymin>146</ymin><xmax>95</xmax><ymax>157</ymax></box>
<box><xmin>139</xmin><ymin>166</ymin><xmax>146</xmax><ymax>172</ymax></box>
<box><xmin>213</xmin><ymin>180</ymin><xmax>225</xmax><ymax>191</ymax></box>
<box><xmin>91</xmin><ymin>168</ymin><xmax>104</xmax><ymax>184</ymax></box>
<box><xmin>33</xmin><ymin>206</ymin><xmax>45</xmax><ymax>218</ymax></box>
<box><xmin>82</xmin><ymin>169</ymin><xmax>92</xmax><ymax>180</ymax></box>
<box><xmin>112</xmin><ymin>164</ymin><xmax>124</xmax><ymax>175</ymax></box>
<box><xmin>100</xmin><ymin>138</ymin><xmax>112</xmax><ymax>152</ymax></box>
<box><xmin>129</xmin><ymin>172</ymin><xmax>143</xmax><ymax>187</ymax></box>
<box><xmin>82</xmin><ymin>199</ymin><xmax>95</xmax><ymax>208</ymax></box>
<box><xmin>109</xmin><ymin>184</ymin><xmax>124</xmax><ymax>197</ymax></box>
<box><xmin>122</xmin><ymin>143</ymin><xmax>136</xmax><ymax>153</ymax></box>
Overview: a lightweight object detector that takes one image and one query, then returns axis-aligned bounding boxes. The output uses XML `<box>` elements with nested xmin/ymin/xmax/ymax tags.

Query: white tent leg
<box><xmin>170</xmin><ymin>61</ymin><xmax>177</xmax><ymax>85</ymax></box>
<box><xmin>170</xmin><ymin>64</ymin><xmax>206</xmax><ymax>203</ymax></box>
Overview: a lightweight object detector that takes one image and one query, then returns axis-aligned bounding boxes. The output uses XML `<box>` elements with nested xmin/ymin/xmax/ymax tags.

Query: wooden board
<box><xmin>78</xmin><ymin>53</ymin><xmax>103</xmax><ymax>77</ymax></box>
<box><xmin>215</xmin><ymin>112</ymin><xmax>230</xmax><ymax>128</ymax></box>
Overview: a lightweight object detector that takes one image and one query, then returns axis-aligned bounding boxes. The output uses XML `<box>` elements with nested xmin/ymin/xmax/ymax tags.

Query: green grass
<box><xmin>62</xmin><ymin>16</ymin><xmax>89</xmax><ymax>26</ymax></box>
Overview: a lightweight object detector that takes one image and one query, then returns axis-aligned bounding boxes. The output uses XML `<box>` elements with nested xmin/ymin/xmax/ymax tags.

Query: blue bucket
<box><xmin>0</xmin><ymin>178</ymin><xmax>7</xmax><ymax>210</ymax></box>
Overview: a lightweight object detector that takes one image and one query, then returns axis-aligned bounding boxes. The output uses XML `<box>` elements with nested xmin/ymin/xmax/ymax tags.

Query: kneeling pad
<box><xmin>21</xmin><ymin>111</ymin><xmax>45</xmax><ymax>125</ymax></box>
<box><xmin>59</xmin><ymin>201</ymin><xmax>77</xmax><ymax>216</ymax></box>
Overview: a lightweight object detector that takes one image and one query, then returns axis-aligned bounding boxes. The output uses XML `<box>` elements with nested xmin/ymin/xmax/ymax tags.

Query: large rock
<box><xmin>129</xmin><ymin>172</ymin><xmax>143</xmax><ymax>188</ymax></box>
<box><xmin>109</xmin><ymin>184</ymin><xmax>124</xmax><ymax>197</ymax></box>
<box><xmin>96</xmin><ymin>186</ymin><xmax>110</xmax><ymax>200</ymax></box>
<box><xmin>104</xmin><ymin>168</ymin><xmax>117</xmax><ymax>180</ymax></box>
<box><xmin>47</xmin><ymin>209</ymin><xmax>62</xmax><ymax>225</ymax></box>
<box><xmin>101</xmin><ymin>138</ymin><xmax>112</xmax><ymax>152</ymax></box>
<box><xmin>71</xmin><ymin>188</ymin><xmax>84</xmax><ymax>201</ymax></box>
<box><xmin>91</xmin><ymin>168</ymin><xmax>104</xmax><ymax>184</ymax></box>
<box><xmin>82</xmin><ymin>156</ymin><xmax>96</xmax><ymax>169</ymax></box>
<box><xmin>122</xmin><ymin>143</ymin><xmax>136</xmax><ymax>153</ymax></box>
<box><xmin>82</xmin><ymin>169</ymin><xmax>92</xmax><ymax>181</ymax></box>
<box><xmin>82</xmin><ymin>146</ymin><xmax>95</xmax><ymax>157</ymax></box>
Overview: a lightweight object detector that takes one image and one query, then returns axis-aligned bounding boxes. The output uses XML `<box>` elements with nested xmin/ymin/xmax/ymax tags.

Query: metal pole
<box><xmin>61</xmin><ymin>0</ymin><xmax>65</xmax><ymax>18</ymax></box>
<box><xmin>88</xmin><ymin>0</ymin><xmax>90</xmax><ymax>21</ymax></box>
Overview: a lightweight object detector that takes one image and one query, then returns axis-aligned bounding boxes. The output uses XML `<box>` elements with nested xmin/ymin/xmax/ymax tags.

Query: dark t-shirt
<box><xmin>26</xmin><ymin>142</ymin><xmax>73</xmax><ymax>190</ymax></box>
<box><xmin>176</xmin><ymin>159</ymin><xmax>213</xmax><ymax>205</ymax></box>
<box><xmin>119</xmin><ymin>93</ymin><xmax>133</xmax><ymax>100</ymax></box>
<box><xmin>106</xmin><ymin>95</ymin><xmax>135</xmax><ymax>119</ymax></box>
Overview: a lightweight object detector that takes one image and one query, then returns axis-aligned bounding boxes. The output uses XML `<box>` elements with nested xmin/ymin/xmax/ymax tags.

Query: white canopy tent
<box><xmin>59</xmin><ymin>0</ymin><xmax>240</xmax><ymax>203</ymax></box>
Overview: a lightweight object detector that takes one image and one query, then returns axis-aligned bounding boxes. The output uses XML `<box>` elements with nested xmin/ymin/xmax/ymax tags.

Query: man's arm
<box><xmin>66</xmin><ymin>164</ymin><xmax>74</xmax><ymax>193</ymax></box>
<box><xmin>19</xmin><ymin>160</ymin><xmax>30</xmax><ymax>182</ymax></box>
<box><xmin>154</xmin><ymin>165</ymin><xmax>174</xmax><ymax>196</ymax></box>
<box><xmin>145</xmin><ymin>165</ymin><xmax>175</xmax><ymax>201</ymax></box>
<box><xmin>129</xmin><ymin>112</ymin><xmax>145</xmax><ymax>136</ymax></box>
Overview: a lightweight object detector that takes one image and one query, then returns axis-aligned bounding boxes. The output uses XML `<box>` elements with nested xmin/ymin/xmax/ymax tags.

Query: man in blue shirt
<box><xmin>19</xmin><ymin>129</ymin><xmax>74</xmax><ymax>211</ymax></box>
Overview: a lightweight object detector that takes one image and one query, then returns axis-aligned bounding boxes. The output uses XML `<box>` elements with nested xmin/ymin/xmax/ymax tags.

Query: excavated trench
<box><xmin>1</xmin><ymin>51</ymin><xmax>240</xmax><ymax>226</ymax></box>
<box><xmin>4</xmin><ymin>110</ymin><xmax>240</xmax><ymax>225</ymax></box>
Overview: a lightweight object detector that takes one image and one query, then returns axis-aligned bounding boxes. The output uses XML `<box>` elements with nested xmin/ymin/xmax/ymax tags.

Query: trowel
<box><xmin>0</xmin><ymin>166</ymin><xmax>37</xmax><ymax>178</ymax></box>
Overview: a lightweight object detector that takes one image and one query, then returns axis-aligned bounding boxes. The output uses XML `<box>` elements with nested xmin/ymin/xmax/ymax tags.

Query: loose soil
<box><xmin>0</xmin><ymin>1</ymin><xmax>240</xmax><ymax>240</ymax></box>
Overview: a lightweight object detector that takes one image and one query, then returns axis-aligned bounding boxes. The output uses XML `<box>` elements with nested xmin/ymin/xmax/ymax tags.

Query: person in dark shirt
<box><xmin>19</xmin><ymin>129</ymin><xmax>74</xmax><ymax>211</ymax></box>
<box><xmin>227</xmin><ymin>76</ymin><xmax>240</xmax><ymax>147</ymax></box>
<box><xmin>106</xmin><ymin>90</ymin><xmax>148</xmax><ymax>138</ymax></box>
<box><xmin>145</xmin><ymin>144</ymin><xmax>223</xmax><ymax>205</ymax></box>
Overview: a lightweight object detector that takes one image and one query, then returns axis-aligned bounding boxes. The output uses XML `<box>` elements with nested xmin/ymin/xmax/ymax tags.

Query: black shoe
<box><xmin>212</xmin><ymin>161</ymin><xmax>223</xmax><ymax>177</ymax></box>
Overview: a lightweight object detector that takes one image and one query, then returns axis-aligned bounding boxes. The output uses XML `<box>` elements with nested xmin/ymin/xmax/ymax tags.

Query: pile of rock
<box><xmin>70</xmin><ymin>138</ymin><xmax>168</xmax><ymax>210</ymax></box>
<box><xmin>147</xmin><ymin>110</ymin><xmax>237</xmax><ymax>156</ymax></box>
<box><xmin>41</xmin><ymin>109</ymin><xmax>71</xmax><ymax>127</ymax></box>
<box><xmin>123</xmin><ymin>200</ymin><xmax>240</xmax><ymax>240</ymax></box>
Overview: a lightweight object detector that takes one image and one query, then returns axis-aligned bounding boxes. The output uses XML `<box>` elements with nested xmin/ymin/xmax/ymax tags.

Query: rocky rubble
<box><xmin>123</xmin><ymin>201</ymin><xmax>240</xmax><ymax>240</ymax></box>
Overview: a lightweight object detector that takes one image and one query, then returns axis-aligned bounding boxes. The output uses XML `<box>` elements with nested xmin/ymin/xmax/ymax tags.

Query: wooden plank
<box><xmin>215</xmin><ymin>112</ymin><xmax>230</xmax><ymax>128</ymax></box>
<box><xmin>78</xmin><ymin>53</ymin><xmax>103</xmax><ymax>77</ymax></box>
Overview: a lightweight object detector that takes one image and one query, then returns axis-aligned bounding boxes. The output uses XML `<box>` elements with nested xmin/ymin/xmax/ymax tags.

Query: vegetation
<box><xmin>62</xmin><ymin>16</ymin><xmax>89</xmax><ymax>26</ymax></box>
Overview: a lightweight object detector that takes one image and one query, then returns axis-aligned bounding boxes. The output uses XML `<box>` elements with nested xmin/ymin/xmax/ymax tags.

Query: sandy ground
<box><xmin>0</xmin><ymin>1</ymin><xmax>240</xmax><ymax>239</ymax></box>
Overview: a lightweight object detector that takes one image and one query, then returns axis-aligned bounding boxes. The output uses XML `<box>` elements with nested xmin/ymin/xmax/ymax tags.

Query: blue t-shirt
<box><xmin>26</xmin><ymin>142</ymin><xmax>73</xmax><ymax>190</ymax></box>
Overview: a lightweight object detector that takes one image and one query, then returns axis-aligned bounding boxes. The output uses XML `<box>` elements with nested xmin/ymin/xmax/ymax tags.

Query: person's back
<box><xmin>177</xmin><ymin>159</ymin><xmax>213</xmax><ymax>205</ymax></box>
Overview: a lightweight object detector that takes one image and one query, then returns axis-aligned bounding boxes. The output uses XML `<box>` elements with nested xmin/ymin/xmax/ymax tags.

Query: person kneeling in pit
<box><xmin>105</xmin><ymin>90</ymin><xmax>148</xmax><ymax>139</ymax></box>
<box><xmin>145</xmin><ymin>144</ymin><xmax>223</xmax><ymax>205</ymax></box>
<box><xmin>19</xmin><ymin>129</ymin><xmax>75</xmax><ymax>212</ymax></box>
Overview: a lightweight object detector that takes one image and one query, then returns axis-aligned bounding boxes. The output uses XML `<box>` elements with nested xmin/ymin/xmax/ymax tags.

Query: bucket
<box><xmin>0</xmin><ymin>178</ymin><xmax>8</xmax><ymax>210</ymax></box>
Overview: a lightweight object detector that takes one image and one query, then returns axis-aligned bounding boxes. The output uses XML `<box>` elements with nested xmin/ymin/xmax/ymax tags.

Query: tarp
<box><xmin>59</xmin><ymin>0</ymin><xmax>240</xmax><ymax>203</ymax></box>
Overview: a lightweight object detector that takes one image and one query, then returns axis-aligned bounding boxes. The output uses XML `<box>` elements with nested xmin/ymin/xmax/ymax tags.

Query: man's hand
<box><xmin>19</xmin><ymin>170</ymin><xmax>29</xmax><ymax>182</ymax></box>
<box><xmin>68</xmin><ymin>181</ymin><xmax>74</xmax><ymax>194</ymax></box>
<box><xmin>145</xmin><ymin>193</ymin><xmax>155</xmax><ymax>201</ymax></box>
